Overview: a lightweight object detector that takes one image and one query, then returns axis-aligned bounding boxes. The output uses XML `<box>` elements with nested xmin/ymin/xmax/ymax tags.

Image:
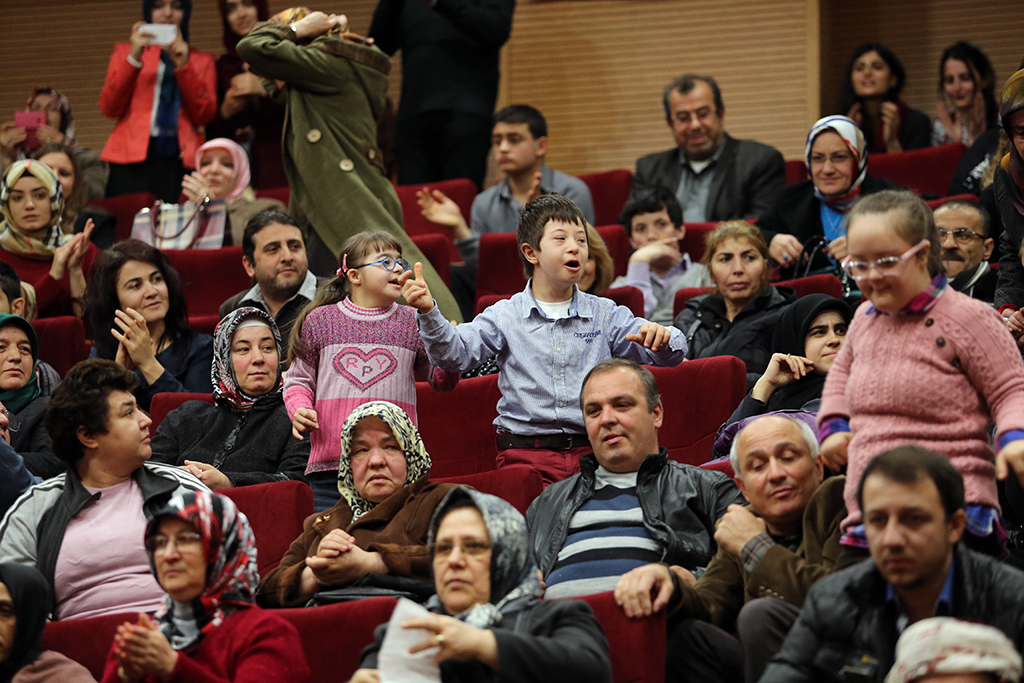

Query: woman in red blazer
<box><xmin>99</xmin><ymin>0</ymin><xmax>217</xmax><ymax>202</ymax></box>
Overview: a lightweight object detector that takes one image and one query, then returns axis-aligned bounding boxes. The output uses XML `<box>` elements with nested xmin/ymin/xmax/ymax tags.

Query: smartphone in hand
<box><xmin>140</xmin><ymin>23</ymin><xmax>178</xmax><ymax>46</ymax></box>
<box><xmin>14</xmin><ymin>111</ymin><xmax>46</xmax><ymax>150</ymax></box>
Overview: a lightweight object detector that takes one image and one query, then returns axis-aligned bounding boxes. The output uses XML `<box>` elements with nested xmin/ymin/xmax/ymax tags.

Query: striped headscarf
<box><xmin>337</xmin><ymin>400</ymin><xmax>431</xmax><ymax>521</ymax></box>
<box><xmin>145</xmin><ymin>490</ymin><xmax>259</xmax><ymax>651</ymax></box>
<box><xmin>805</xmin><ymin>115</ymin><xmax>869</xmax><ymax>213</ymax></box>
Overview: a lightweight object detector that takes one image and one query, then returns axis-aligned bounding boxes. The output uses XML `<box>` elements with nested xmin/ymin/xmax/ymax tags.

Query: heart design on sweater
<box><xmin>333</xmin><ymin>347</ymin><xmax>398</xmax><ymax>390</ymax></box>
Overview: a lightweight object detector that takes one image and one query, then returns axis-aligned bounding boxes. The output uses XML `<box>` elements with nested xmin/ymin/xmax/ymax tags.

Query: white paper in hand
<box><xmin>378</xmin><ymin>597</ymin><xmax>443</xmax><ymax>683</ymax></box>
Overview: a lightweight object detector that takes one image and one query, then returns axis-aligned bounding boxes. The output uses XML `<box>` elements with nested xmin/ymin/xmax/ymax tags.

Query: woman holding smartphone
<box><xmin>99</xmin><ymin>0</ymin><xmax>217</xmax><ymax>202</ymax></box>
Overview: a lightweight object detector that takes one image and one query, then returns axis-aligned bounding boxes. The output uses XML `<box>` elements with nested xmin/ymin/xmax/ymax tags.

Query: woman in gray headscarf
<box><xmin>350</xmin><ymin>488</ymin><xmax>612</xmax><ymax>683</ymax></box>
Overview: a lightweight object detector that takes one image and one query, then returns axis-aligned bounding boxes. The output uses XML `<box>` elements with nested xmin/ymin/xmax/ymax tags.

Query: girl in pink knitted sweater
<box><xmin>284</xmin><ymin>231</ymin><xmax>458</xmax><ymax>511</ymax></box>
<box><xmin>819</xmin><ymin>191</ymin><xmax>1024</xmax><ymax>555</ymax></box>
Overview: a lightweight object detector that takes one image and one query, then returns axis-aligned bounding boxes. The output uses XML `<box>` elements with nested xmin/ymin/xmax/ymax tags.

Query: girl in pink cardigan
<box><xmin>818</xmin><ymin>190</ymin><xmax>1024</xmax><ymax>556</ymax></box>
<box><xmin>284</xmin><ymin>231</ymin><xmax>458</xmax><ymax>511</ymax></box>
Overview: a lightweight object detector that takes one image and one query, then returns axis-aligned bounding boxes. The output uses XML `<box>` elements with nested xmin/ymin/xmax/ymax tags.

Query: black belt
<box><xmin>496</xmin><ymin>433</ymin><xmax>590</xmax><ymax>450</ymax></box>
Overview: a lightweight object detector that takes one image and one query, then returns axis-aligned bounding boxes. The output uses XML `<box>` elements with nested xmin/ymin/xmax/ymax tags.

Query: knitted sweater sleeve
<box><xmin>817</xmin><ymin>308</ymin><xmax>861</xmax><ymax>427</ymax></box>
<box><xmin>283</xmin><ymin>311</ymin><xmax>322</xmax><ymax>418</ymax></box>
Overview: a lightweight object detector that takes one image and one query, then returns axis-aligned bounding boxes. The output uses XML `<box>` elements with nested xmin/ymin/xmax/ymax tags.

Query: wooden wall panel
<box><xmin>502</xmin><ymin>0</ymin><xmax>820</xmax><ymax>175</ymax></box>
<box><xmin>820</xmin><ymin>0</ymin><xmax>1024</xmax><ymax>127</ymax></box>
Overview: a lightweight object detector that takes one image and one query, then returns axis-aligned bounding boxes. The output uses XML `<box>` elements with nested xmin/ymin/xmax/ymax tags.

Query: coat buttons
<box><xmin>368</xmin><ymin>149</ymin><xmax>377</xmax><ymax>160</ymax></box>
<box><xmin>339</xmin><ymin>159</ymin><xmax>355</xmax><ymax>172</ymax></box>
<box><xmin>307</xmin><ymin>129</ymin><xmax>322</xmax><ymax>143</ymax></box>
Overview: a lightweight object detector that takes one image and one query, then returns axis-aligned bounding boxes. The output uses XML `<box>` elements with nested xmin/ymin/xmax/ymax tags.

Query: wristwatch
<box><xmin>289</xmin><ymin>23</ymin><xmax>299</xmax><ymax>39</ymax></box>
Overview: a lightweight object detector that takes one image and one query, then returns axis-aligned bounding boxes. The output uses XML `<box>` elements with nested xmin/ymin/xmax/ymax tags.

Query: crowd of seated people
<box><xmin>6</xmin><ymin>5</ymin><xmax>1024</xmax><ymax>682</ymax></box>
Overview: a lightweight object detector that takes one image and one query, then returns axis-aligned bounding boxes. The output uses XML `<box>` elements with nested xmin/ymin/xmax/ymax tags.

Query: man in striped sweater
<box><xmin>526</xmin><ymin>359</ymin><xmax>743</xmax><ymax>599</ymax></box>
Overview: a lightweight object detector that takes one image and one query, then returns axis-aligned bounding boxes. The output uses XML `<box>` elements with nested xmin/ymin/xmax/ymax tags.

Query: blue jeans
<box><xmin>307</xmin><ymin>471</ymin><xmax>341</xmax><ymax>512</ymax></box>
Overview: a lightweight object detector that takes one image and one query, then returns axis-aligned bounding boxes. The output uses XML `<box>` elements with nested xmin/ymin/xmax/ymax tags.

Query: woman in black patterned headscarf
<box><xmin>101</xmin><ymin>490</ymin><xmax>310</xmax><ymax>683</ymax></box>
<box><xmin>150</xmin><ymin>306</ymin><xmax>309</xmax><ymax>489</ymax></box>
<box><xmin>351</xmin><ymin>487</ymin><xmax>613</xmax><ymax>683</ymax></box>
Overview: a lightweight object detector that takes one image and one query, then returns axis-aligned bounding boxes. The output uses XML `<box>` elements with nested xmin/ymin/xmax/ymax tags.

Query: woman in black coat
<box><xmin>759</xmin><ymin>114</ymin><xmax>901</xmax><ymax>276</ymax></box>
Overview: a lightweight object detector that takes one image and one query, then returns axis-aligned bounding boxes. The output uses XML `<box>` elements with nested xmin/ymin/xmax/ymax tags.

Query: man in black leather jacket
<box><xmin>525</xmin><ymin>359</ymin><xmax>744</xmax><ymax>600</ymax></box>
<box><xmin>761</xmin><ymin>445</ymin><xmax>1024</xmax><ymax>683</ymax></box>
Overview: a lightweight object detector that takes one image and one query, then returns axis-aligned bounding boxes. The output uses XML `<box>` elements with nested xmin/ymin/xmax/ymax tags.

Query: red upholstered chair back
<box><xmin>254</xmin><ymin>185</ymin><xmax>291</xmax><ymax>206</ymax></box>
<box><xmin>435</xmin><ymin>465</ymin><xmax>545</xmax><ymax>514</ymax></box>
<box><xmin>31</xmin><ymin>316</ymin><xmax>88</xmax><ymax>378</ymax></box>
<box><xmin>926</xmin><ymin>193</ymin><xmax>979</xmax><ymax>209</ymax></box>
<box><xmin>602</xmin><ymin>286</ymin><xmax>644</xmax><ymax>317</ymax></box>
<box><xmin>410</xmin><ymin>233</ymin><xmax>451</xmax><ymax>287</ymax></box>
<box><xmin>42</xmin><ymin>612</ymin><xmax>130</xmax><ymax>679</ymax></box>
<box><xmin>221</xmin><ymin>480</ymin><xmax>314</xmax><ymax>574</ymax></box>
<box><xmin>579</xmin><ymin>169</ymin><xmax>634</xmax><ymax>227</ymax></box>
<box><xmin>867</xmin><ymin>143</ymin><xmax>967</xmax><ymax>198</ymax></box>
<box><xmin>397</xmin><ymin>178</ymin><xmax>477</xmax><ymax>262</ymax></box>
<box><xmin>86</xmin><ymin>192</ymin><xmax>158</xmax><ymax>242</ymax></box>
<box><xmin>785</xmin><ymin>159</ymin><xmax>809</xmax><ymax>184</ymax></box>
<box><xmin>476</xmin><ymin>231</ymin><xmax>527</xmax><ymax>299</ymax></box>
<box><xmin>474</xmin><ymin>293</ymin><xmax>510</xmax><ymax>317</ymax></box>
<box><xmin>672</xmin><ymin>286</ymin><xmax>716</xmax><ymax>319</ymax></box>
<box><xmin>594</xmin><ymin>223</ymin><xmax>631</xmax><ymax>277</ymax></box>
<box><xmin>149</xmin><ymin>392</ymin><xmax>213</xmax><ymax>437</ymax></box>
<box><xmin>649</xmin><ymin>356</ymin><xmax>747</xmax><ymax>465</ymax></box>
<box><xmin>680</xmin><ymin>222</ymin><xmax>716</xmax><ymax>262</ymax></box>
<box><xmin>580</xmin><ymin>590</ymin><xmax>666</xmax><ymax>683</ymax></box>
<box><xmin>162</xmin><ymin>246</ymin><xmax>252</xmax><ymax>334</ymax></box>
<box><xmin>278</xmin><ymin>597</ymin><xmax>398</xmax><ymax>683</ymax></box>
<box><xmin>775</xmin><ymin>274</ymin><xmax>843</xmax><ymax>299</ymax></box>
<box><xmin>416</xmin><ymin>373</ymin><xmax>501</xmax><ymax>477</ymax></box>
<box><xmin>701</xmin><ymin>457</ymin><xmax>734</xmax><ymax>478</ymax></box>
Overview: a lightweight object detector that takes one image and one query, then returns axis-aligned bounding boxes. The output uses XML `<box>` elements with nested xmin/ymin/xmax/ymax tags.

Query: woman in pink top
<box><xmin>819</xmin><ymin>190</ymin><xmax>1024</xmax><ymax>558</ymax></box>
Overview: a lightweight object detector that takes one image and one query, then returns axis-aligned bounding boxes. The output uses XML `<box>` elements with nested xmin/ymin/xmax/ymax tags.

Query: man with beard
<box><xmin>935</xmin><ymin>199</ymin><xmax>996</xmax><ymax>303</ymax></box>
<box><xmin>219</xmin><ymin>210</ymin><xmax>322</xmax><ymax>344</ymax></box>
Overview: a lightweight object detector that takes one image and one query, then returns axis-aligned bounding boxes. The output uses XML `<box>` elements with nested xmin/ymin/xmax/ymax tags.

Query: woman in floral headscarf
<box><xmin>758</xmin><ymin>115</ymin><xmax>902</xmax><ymax>276</ymax></box>
<box><xmin>0</xmin><ymin>160</ymin><xmax>96</xmax><ymax>318</ymax></box>
<box><xmin>350</xmin><ymin>488</ymin><xmax>612</xmax><ymax>683</ymax></box>
<box><xmin>150</xmin><ymin>306</ymin><xmax>309</xmax><ymax>488</ymax></box>
<box><xmin>257</xmin><ymin>400</ymin><xmax>457</xmax><ymax>608</ymax></box>
<box><xmin>100</xmin><ymin>490</ymin><xmax>310</xmax><ymax>683</ymax></box>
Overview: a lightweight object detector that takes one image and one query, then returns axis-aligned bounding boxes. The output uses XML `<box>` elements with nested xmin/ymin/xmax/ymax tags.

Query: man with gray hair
<box><xmin>613</xmin><ymin>414</ymin><xmax>846</xmax><ymax>683</ymax></box>
<box><xmin>632</xmin><ymin>74</ymin><xmax>786</xmax><ymax>223</ymax></box>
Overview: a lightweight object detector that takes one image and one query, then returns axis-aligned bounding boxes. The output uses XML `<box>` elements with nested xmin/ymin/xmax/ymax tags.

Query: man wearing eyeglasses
<box><xmin>934</xmin><ymin>199</ymin><xmax>996</xmax><ymax>303</ymax></box>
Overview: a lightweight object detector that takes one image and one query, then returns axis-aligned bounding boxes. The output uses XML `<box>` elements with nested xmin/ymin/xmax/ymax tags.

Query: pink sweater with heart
<box><xmin>284</xmin><ymin>298</ymin><xmax>459</xmax><ymax>473</ymax></box>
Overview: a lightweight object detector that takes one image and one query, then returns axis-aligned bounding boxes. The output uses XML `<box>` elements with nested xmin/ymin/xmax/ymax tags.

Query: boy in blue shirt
<box><xmin>401</xmin><ymin>194</ymin><xmax>686</xmax><ymax>483</ymax></box>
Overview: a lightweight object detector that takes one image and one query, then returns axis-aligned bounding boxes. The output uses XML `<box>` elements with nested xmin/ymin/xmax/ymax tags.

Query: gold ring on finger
<box><xmin>435</xmin><ymin>634</ymin><xmax>446</xmax><ymax>646</ymax></box>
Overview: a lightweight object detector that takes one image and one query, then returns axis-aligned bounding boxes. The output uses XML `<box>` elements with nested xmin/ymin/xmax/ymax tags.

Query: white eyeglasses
<box><xmin>841</xmin><ymin>240</ymin><xmax>927</xmax><ymax>281</ymax></box>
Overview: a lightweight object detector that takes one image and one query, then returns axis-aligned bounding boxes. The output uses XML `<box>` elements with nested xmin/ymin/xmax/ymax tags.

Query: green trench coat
<box><xmin>238</xmin><ymin>23</ymin><xmax>462</xmax><ymax>321</ymax></box>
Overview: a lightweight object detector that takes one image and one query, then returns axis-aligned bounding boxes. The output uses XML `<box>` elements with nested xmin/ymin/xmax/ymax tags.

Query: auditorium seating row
<box><xmin>42</xmin><ymin>588</ymin><xmax>665</xmax><ymax>683</ymax></box>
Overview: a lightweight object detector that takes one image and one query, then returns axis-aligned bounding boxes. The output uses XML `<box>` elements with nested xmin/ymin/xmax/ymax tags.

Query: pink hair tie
<box><xmin>338</xmin><ymin>254</ymin><xmax>348</xmax><ymax>276</ymax></box>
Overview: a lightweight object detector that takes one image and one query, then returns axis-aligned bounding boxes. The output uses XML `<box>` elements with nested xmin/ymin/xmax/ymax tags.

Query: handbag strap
<box><xmin>152</xmin><ymin>196</ymin><xmax>211</xmax><ymax>247</ymax></box>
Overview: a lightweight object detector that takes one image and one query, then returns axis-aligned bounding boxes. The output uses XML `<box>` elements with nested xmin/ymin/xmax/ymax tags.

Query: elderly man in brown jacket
<box><xmin>237</xmin><ymin>10</ymin><xmax>462</xmax><ymax>322</ymax></box>
<box><xmin>614</xmin><ymin>414</ymin><xmax>846</xmax><ymax>683</ymax></box>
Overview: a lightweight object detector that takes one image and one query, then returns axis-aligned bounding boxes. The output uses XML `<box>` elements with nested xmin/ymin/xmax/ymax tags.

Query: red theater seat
<box><xmin>649</xmin><ymin>356</ymin><xmax>747</xmax><ymax>466</ymax></box>
<box><xmin>926</xmin><ymin>193</ymin><xmax>979</xmax><ymax>209</ymax></box>
<box><xmin>476</xmin><ymin>232</ymin><xmax>526</xmax><ymax>299</ymax></box>
<box><xmin>785</xmin><ymin>160</ymin><xmax>809</xmax><ymax>184</ymax></box>
<box><xmin>416</xmin><ymin>373</ymin><xmax>502</xmax><ymax>477</ymax></box>
<box><xmin>397</xmin><ymin>178</ymin><xmax>477</xmax><ymax>262</ymax></box>
<box><xmin>31</xmin><ymin>316</ymin><xmax>88</xmax><ymax>378</ymax></box>
<box><xmin>680</xmin><ymin>222</ymin><xmax>716</xmax><ymax>262</ymax></box>
<box><xmin>603</xmin><ymin>286</ymin><xmax>644</xmax><ymax>317</ymax></box>
<box><xmin>868</xmin><ymin>143</ymin><xmax>967</xmax><ymax>198</ymax></box>
<box><xmin>162</xmin><ymin>247</ymin><xmax>252</xmax><ymax>334</ymax></box>
<box><xmin>254</xmin><ymin>185</ymin><xmax>291</xmax><ymax>206</ymax></box>
<box><xmin>221</xmin><ymin>480</ymin><xmax>314</xmax><ymax>574</ymax></box>
<box><xmin>579</xmin><ymin>169</ymin><xmax>633</xmax><ymax>227</ymax></box>
<box><xmin>776</xmin><ymin>274</ymin><xmax>843</xmax><ymax>299</ymax></box>
<box><xmin>149</xmin><ymin>391</ymin><xmax>213</xmax><ymax>436</ymax></box>
<box><xmin>595</xmin><ymin>224</ymin><xmax>631</xmax><ymax>278</ymax></box>
<box><xmin>580</xmin><ymin>590</ymin><xmax>666</xmax><ymax>683</ymax></box>
<box><xmin>436</xmin><ymin>465</ymin><xmax>545</xmax><ymax>514</ymax></box>
<box><xmin>410</xmin><ymin>233</ymin><xmax>451</xmax><ymax>286</ymax></box>
<box><xmin>672</xmin><ymin>286</ymin><xmax>717</xmax><ymax>319</ymax></box>
<box><xmin>42</xmin><ymin>613</ymin><xmax>129</xmax><ymax>679</ymax></box>
<box><xmin>86</xmin><ymin>192</ymin><xmax>158</xmax><ymax>242</ymax></box>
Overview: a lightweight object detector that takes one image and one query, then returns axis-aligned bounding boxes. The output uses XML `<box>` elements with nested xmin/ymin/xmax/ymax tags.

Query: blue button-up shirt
<box><xmin>885</xmin><ymin>554</ymin><xmax>956</xmax><ymax>634</ymax></box>
<box><xmin>417</xmin><ymin>282</ymin><xmax>687</xmax><ymax>435</ymax></box>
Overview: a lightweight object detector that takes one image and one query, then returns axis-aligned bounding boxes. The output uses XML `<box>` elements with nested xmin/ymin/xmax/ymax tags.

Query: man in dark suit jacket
<box><xmin>634</xmin><ymin>75</ymin><xmax>786</xmax><ymax>224</ymax></box>
<box><xmin>934</xmin><ymin>199</ymin><xmax>997</xmax><ymax>304</ymax></box>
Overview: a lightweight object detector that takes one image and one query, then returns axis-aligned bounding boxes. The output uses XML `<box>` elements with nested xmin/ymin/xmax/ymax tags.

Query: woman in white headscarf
<box><xmin>758</xmin><ymin>115</ymin><xmax>902</xmax><ymax>276</ymax></box>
